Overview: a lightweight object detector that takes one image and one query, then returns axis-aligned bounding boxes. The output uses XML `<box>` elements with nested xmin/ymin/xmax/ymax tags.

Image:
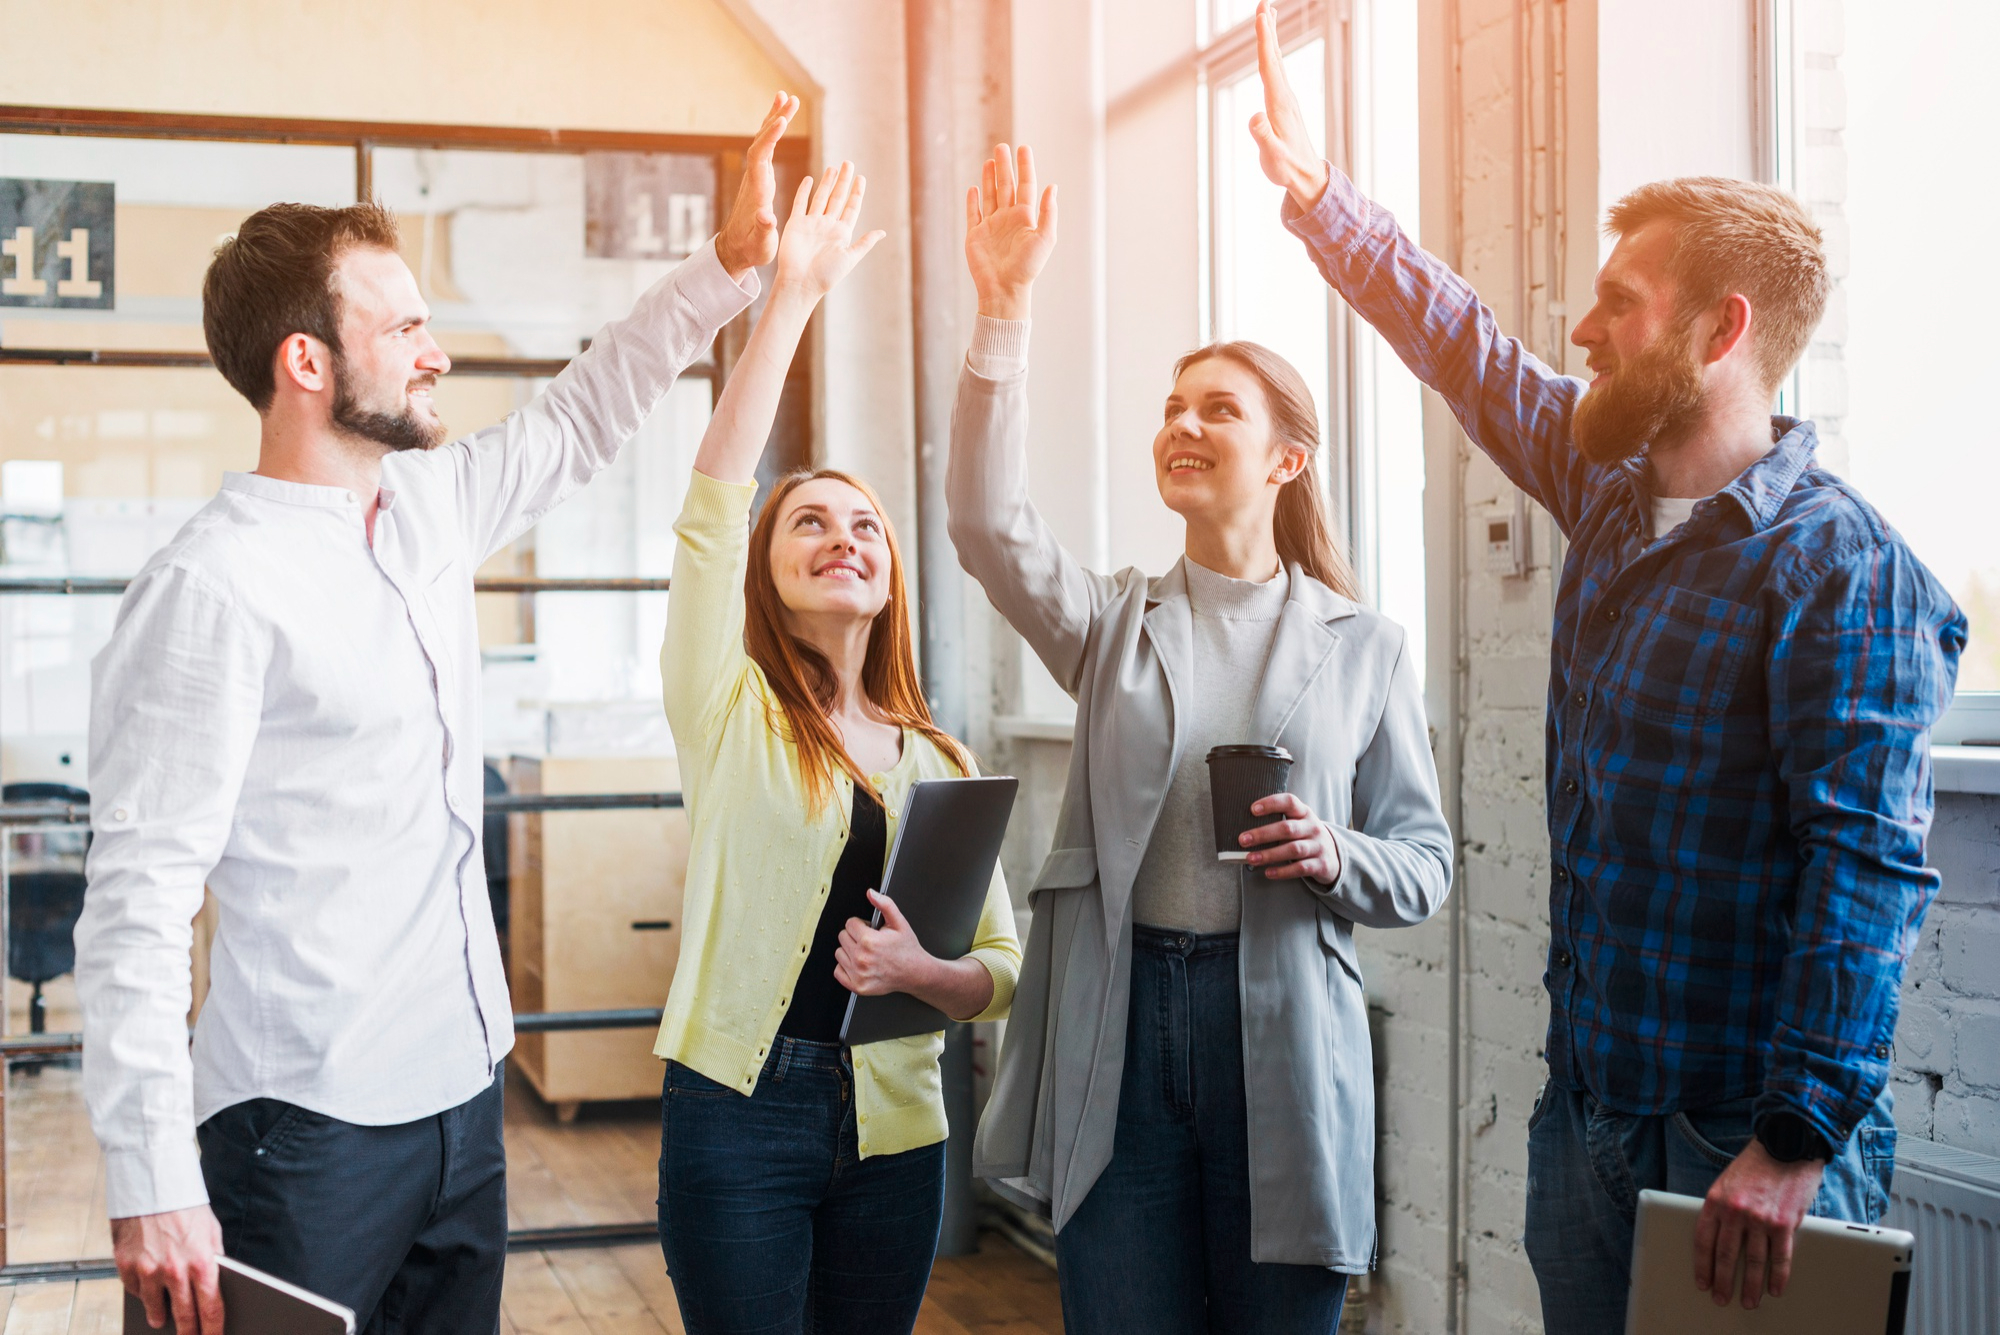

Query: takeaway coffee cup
<box><xmin>1206</xmin><ymin>744</ymin><xmax>1294</xmax><ymax>862</ymax></box>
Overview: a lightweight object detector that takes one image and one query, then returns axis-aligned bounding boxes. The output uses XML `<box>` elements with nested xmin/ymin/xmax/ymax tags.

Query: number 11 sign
<box><xmin>0</xmin><ymin>178</ymin><xmax>115</xmax><ymax>309</ymax></box>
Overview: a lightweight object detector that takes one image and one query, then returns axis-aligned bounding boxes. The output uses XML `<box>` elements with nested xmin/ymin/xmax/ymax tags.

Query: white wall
<box><xmin>1596</xmin><ymin>0</ymin><xmax>1758</xmax><ymax>237</ymax></box>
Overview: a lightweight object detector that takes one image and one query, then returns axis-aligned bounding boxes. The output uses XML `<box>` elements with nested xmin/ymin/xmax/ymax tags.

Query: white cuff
<box><xmin>104</xmin><ymin>1143</ymin><xmax>210</xmax><ymax>1221</ymax></box>
<box><xmin>678</xmin><ymin>237</ymin><xmax>763</xmax><ymax>325</ymax></box>
<box><xmin>967</xmin><ymin>316</ymin><xmax>1030</xmax><ymax>378</ymax></box>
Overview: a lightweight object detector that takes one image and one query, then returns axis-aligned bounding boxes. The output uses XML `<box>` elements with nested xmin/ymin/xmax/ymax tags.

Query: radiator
<box><xmin>1887</xmin><ymin>1137</ymin><xmax>2000</xmax><ymax>1335</ymax></box>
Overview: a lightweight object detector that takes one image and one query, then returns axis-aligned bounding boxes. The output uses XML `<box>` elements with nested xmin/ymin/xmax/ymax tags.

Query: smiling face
<box><xmin>327</xmin><ymin>246</ymin><xmax>452</xmax><ymax>452</ymax></box>
<box><xmin>1152</xmin><ymin>355</ymin><xmax>1306</xmax><ymax>527</ymax></box>
<box><xmin>1568</xmin><ymin>221</ymin><xmax>1708</xmax><ymax>462</ymax></box>
<box><xmin>766</xmin><ymin>476</ymin><xmax>893</xmax><ymax>625</ymax></box>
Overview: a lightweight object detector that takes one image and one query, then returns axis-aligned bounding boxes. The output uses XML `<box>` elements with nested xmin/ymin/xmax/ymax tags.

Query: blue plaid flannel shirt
<box><xmin>1287</xmin><ymin>169</ymin><xmax>1966</xmax><ymax>1152</ymax></box>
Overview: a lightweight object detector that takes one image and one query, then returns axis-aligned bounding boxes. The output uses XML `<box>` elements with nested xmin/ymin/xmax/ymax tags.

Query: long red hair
<box><xmin>743</xmin><ymin>469</ymin><xmax>972</xmax><ymax>811</ymax></box>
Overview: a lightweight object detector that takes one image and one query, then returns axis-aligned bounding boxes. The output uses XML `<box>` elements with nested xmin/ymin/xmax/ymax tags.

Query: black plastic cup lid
<box><xmin>1206</xmin><ymin>744</ymin><xmax>1292</xmax><ymax>763</ymax></box>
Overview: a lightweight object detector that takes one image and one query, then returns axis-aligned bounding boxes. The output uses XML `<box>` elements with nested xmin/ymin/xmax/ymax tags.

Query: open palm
<box><xmin>773</xmin><ymin>162</ymin><xmax>886</xmax><ymax>301</ymax></box>
<box><xmin>965</xmin><ymin>143</ymin><xmax>1057</xmax><ymax>319</ymax></box>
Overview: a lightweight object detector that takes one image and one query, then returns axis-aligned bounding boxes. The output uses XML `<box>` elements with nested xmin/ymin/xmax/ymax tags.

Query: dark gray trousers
<box><xmin>198</xmin><ymin>1070</ymin><xmax>507</xmax><ymax>1335</ymax></box>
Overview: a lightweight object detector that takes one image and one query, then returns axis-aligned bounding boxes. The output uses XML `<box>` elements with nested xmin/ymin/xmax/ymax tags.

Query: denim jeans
<box><xmin>1523</xmin><ymin>1080</ymin><xmax>1897</xmax><ymax>1335</ymax></box>
<box><xmin>656</xmin><ymin>1036</ymin><xmax>945</xmax><ymax>1335</ymax></box>
<box><xmin>1054</xmin><ymin>925</ymin><xmax>1349</xmax><ymax>1335</ymax></box>
<box><xmin>199</xmin><ymin>1069</ymin><xmax>505</xmax><ymax>1335</ymax></box>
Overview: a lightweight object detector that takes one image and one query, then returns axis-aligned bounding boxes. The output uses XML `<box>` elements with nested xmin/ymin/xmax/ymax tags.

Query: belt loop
<box><xmin>772</xmin><ymin>1036</ymin><xmax>791</xmax><ymax>1083</ymax></box>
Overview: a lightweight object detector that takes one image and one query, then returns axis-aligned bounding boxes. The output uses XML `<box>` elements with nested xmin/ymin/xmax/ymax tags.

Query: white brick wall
<box><xmin>1893</xmin><ymin>793</ymin><xmax>2000</xmax><ymax>1155</ymax></box>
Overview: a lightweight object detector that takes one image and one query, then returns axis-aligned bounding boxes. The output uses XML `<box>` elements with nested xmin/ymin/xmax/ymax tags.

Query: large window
<box><xmin>1199</xmin><ymin>0</ymin><xmax>1426</xmax><ymax>676</ymax></box>
<box><xmin>1773</xmin><ymin>1</ymin><xmax>2000</xmax><ymax>694</ymax></box>
<box><xmin>0</xmin><ymin>113</ymin><xmax>804</xmax><ymax>777</ymax></box>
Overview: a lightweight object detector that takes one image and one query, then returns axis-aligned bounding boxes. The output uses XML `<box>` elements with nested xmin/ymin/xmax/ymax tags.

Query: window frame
<box><xmin>1192</xmin><ymin>0</ymin><xmax>1378</xmax><ymax>596</ymax></box>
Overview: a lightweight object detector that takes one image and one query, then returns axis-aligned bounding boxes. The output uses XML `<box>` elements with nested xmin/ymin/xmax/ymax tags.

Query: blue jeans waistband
<box><xmin>762</xmin><ymin>1032</ymin><xmax>847</xmax><ymax>1081</ymax></box>
<box><xmin>1133</xmin><ymin>922</ymin><xmax>1240</xmax><ymax>958</ymax></box>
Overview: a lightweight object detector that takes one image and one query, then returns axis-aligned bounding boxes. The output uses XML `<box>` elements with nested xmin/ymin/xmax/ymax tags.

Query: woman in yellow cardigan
<box><xmin>653</xmin><ymin>147</ymin><xmax>1022</xmax><ymax>1335</ymax></box>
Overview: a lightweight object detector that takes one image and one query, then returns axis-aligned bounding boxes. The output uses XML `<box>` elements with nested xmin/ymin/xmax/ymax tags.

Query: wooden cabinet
<box><xmin>508</xmin><ymin>755</ymin><xmax>687</xmax><ymax>1116</ymax></box>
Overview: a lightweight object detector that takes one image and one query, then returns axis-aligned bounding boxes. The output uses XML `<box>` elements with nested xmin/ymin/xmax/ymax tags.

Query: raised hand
<box><xmin>1247</xmin><ymin>1</ymin><xmax>1330</xmax><ymax>209</ymax></box>
<box><xmin>965</xmin><ymin>143</ymin><xmax>1057</xmax><ymax>321</ymax></box>
<box><xmin>771</xmin><ymin>162</ymin><xmax>887</xmax><ymax>302</ymax></box>
<box><xmin>715</xmin><ymin>91</ymin><xmax>799</xmax><ymax>280</ymax></box>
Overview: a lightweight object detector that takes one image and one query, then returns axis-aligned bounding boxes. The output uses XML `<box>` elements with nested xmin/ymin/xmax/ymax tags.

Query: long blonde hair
<box><xmin>1172</xmin><ymin>341</ymin><xmax>1363</xmax><ymax>600</ymax></box>
<box><xmin>743</xmin><ymin>469</ymin><xmax>972</xmax><ymax>811</ymax></box>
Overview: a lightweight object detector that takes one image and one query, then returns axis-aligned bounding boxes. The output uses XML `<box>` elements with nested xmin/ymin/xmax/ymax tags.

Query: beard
<box><xmin>1571</xmin><ymin>316</ymin><xmax>1708</xmax><ymax>465</ymax></box>
<box><xmin>331</xmin><ymin>352</ymin><xmax>448</xmax><ymax>453</ymax></box>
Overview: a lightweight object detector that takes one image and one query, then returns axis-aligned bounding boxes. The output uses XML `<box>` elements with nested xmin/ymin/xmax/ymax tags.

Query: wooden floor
<box><xmin>0</xmin><ymin>994</ymin><xmax>1063</xmax><ymax>1334</ymax></box>
<box><xmin>0</xmin><ymin>1234</ymin><xmax>1061</xmax><ymax>1335</ymax></box>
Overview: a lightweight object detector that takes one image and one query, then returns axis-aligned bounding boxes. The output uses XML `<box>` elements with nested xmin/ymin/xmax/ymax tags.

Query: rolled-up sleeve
<box><xmin>1762</xmin><ymin>541</ymin><xmax>1966</xmax><ymax>1150</ymax></box>
<box><xmin>77</xmin><ymin>564</ymin><xmax>266</xmax><ymax>1218</ymax></box>
<box><xmin>963</xmin><ymin>861</ymin><xmax>1023</xmax><ymax>1023</ymax></box>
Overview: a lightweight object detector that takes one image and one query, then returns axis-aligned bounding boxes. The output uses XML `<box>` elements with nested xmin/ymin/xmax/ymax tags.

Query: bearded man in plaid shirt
<box><xmin>1244</xmin><ymin>4</ymin><xmax>1964</xmax><ymax>1330</ymax></box>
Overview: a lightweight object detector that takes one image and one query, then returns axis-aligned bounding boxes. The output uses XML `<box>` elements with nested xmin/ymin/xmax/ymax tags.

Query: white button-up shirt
<box><xmin>76</xmin><ymin>242</ymin><xmax>754</xmax><ymax>1219</ymax></box>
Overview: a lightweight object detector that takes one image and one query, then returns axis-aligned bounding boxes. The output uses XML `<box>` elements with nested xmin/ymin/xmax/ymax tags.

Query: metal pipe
<box><xmin>0</xmin><ymin>577</ymin><xmax>676</xmax><ymax>596</ymax></box>
<box><xmin>509</xmin><ymin>1008</ymin><xmax>662</xmax><ymax>1034</ymax></box>
<box><xmin>0</xmin><ymin>792</ymin><xmax>684</xmax><ymax>826</ymax></box>
<box><xmin>904</xmin><ymin>0</ymin><xmax>977</xmax><ymax>1262</ymax></box>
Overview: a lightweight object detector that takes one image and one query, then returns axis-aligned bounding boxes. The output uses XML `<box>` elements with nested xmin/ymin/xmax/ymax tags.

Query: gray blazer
<box><xmin>950</xmin><ymin>360</ymin><xmax>1453</xmax><ymax>1270</ymax></box>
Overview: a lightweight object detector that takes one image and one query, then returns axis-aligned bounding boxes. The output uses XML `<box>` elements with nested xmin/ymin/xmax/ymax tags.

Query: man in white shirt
<box><xmin>75</xmin><ymin>92</ymin><xmax>799</xmax><ymax>1335</ymax></box>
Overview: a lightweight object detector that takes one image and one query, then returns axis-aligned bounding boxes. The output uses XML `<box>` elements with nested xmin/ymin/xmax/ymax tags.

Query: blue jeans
<box><xmin>1523</xmin><ymin>1081</ymin><xmax>1897</xmax><ymax>1335</ymax></box>
<box><xmin>1055</xmin><ymin>926</ymin><xmax>1349</xmax><ymax>1335</ymax></box>
<box><xmin>656</xmin><ymin>1037</ymin><xmax>945</xmax><ymax>1335</ymax></box>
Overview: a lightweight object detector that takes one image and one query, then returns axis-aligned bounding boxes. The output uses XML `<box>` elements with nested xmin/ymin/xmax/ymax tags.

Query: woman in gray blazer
<box><xmin>951</xmin><ymin>145</ymin><xmax>1454</xmax><ymax>1335</ymax></box>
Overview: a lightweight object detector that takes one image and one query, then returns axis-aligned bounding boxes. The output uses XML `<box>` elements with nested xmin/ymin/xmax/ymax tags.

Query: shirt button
<box><xmin>109</xmin><ymin>808</ymin><xmax>129</xmax><ymax>823</ymax></box>
<box><xmin>1572</xmin><ymin>692</ymin><xmax>1585</xmax><ymax>707</ymax></box>
<box><xmin>1604</xmin><ymin>607</ymin><xmax>1620</xmax><ymax>623</ymax></box>
<box><xmin>1563</xmin><ymin>779</ymin><xmax>1579</xmax><ymax>795</ymax></box>
<box><xmin>1553</xmin><ymin>867</ymin><xmax>1568</xmax><ymax>883</ymax></box>
<box><xmin>1874</xmin><ymin>1042</ymin><xmax>1890</xmax><ymax>1059</ymax></box>
<box><xmin>1555</xmin><ymin>950</ymin><xmax>1573</xmax><ymax>967</ymax></box>
<box><xmin>858</xmin><ymin>1113</ymin><xmax>868</xmax><ymax>1124</ymax></box>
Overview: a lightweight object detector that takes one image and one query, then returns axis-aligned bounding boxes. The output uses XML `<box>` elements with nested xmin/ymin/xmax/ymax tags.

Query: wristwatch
<box><xmin>1755</xmin><ymin>1111</ymin><xmax>1832</xmax><ymax>1164</ymax></box>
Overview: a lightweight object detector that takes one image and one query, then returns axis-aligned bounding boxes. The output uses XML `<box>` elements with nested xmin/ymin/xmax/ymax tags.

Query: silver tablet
<box><xmin>123</xmin><ymin>1255</ymin><xmax>356</xmax><ymax>1334</ymax></box>
<box><xmin>1627</xmin><ymin>1189</ymin><xmax>1913</xmax><ymax>1334</ymax></box>
<box><xmin>839</xmin><ymin>775</ymin><xmax>1017</xmax><ymax>1046</ymax></box>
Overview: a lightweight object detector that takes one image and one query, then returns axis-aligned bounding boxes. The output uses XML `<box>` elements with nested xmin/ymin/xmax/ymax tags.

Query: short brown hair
<box><xmin>1605</xmin><ymin>177</ymin><xmax>1829</xmax><ymax>391</ymax></box>
<box><xmin>202</xmin><ymin>202</ymin><xmax>400</xmax><ymax>411</ymax></box>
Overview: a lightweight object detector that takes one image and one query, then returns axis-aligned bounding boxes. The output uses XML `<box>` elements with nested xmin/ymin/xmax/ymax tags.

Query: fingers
<box><xmin>850</xmin><ymin>229</ymin><xmax>887</xmax><ymax>262</ymax></box>
<box><xmin>1249</xmin><ymin>793</ymin><xmax>1310</xmax><ymax>824</ymax></box>
<box><xmin>168</xmin><ymin>1269</ymin><xmax>199</xmax><ymax>1335</ymax></box>
<box><xmin>867</xmin><ymin>889</ymin><xmax>909</xmax><ymax>931</ymax></box>
<box><xmin>1711</xmin><ymin>1219</ymin><xmax>1743</xmax><ymax>1306</ymax></box>
<box><xmin>1249</xmin><ymin>109</ymin><xmax>1278</xmax><ymax>150</ymax></box>
<box><xmin>1692</xmin><ymin>1201</ymin><xmax>1719</xmax><ymax>1292</ymax></box>
<box><xmin>139</xmin><ymin>1275</ymin><xmax>168</xmax><ymax>1331</ymax></box>
<box><xmin>1016</xmin><ymin>144</ymin><xmax>1037</xmax><ymax>204</ymax></box>
<box><xmin>1256</xmin><ymin>1</ymin><xmax>1289</xmax><ymax>102</ymax></box>
<box><xmin>1768</xmin><ymin>1222</ymin><xmax>1796</xmax><ymax>1299</ymax></box>
<box><xmin>810</xmin><ymin>162</ymin><xmax>844</xmax><ymax>215</ymax></box>
<box><xmin>1037</xmin><ymin>184</ymin><xmax>1058</xmax><ymax>243</ymax></box>
<box><xmin>994</xmin><ymin>143</ymin><xmax>1018</xmax><ymax>208</ymax></box>
<box><xmin>195</xmin><ymin>1257</ymin><xmax>225</xmax><ymax>1335</ymax></box>
<box><xmin>966</xmin><ymin>185</ymin><xmax>981</xmax><ymax>233</ymax></box>
<box><xmin>825</xmin><ymin>162</ymin><xmax>858</xmax><ymax>219</ymax></box>
<box><xmin>748</xmin><ymin>91</ymin><xmax>796</xmax><ymax>164</ymax></box>
<box><xmin>980</xmin><ymin>155</ymin><xmax>997</xmax><ymax>217</ymax></box>
<box><xmin>1740</xmin><ymin>1228</ymin><xmax>1769</xmax><ymax>1309</ymax></box>
<box><xmin>1240</xmin><ymin>817</ymin><xmax>1314</xmax><ymax>849</ymax></box>
<box><xmin>840</xmin><ymin>172</ymin><xmax>867</xmax><ymax>226</ymax></box>
<box><xmin>789</xmin><ymin>175</ymin><xmax>814</xmax><ymax>221</ymax></box>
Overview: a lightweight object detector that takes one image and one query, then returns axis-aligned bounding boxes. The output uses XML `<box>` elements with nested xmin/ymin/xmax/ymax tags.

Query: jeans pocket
<box><xmin>1527</xmin><ymin>1082</ymin><xmax>1554</xmax><ymax>1134</ymax></box>
<box><xmin>666</xmin><ymin>1061</ymin><xmax>735</xmax><ymax>1099</ymax></box>
<box><xmin>1859</xmin><ymin>1122</ymin><xmax>1897</xmax><ymax>1218</ymax></box>
<box><xmin>1670</xmin><ymin>1105</ymin><xmax>1755</xmax><ymax>1171</ymax></box>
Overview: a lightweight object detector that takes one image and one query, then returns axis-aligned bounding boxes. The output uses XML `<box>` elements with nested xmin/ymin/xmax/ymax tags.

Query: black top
<box><xmin>779</xmin><ymin>785</ymin><xmax>887</xmax><ymax>1042</ymax></box>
